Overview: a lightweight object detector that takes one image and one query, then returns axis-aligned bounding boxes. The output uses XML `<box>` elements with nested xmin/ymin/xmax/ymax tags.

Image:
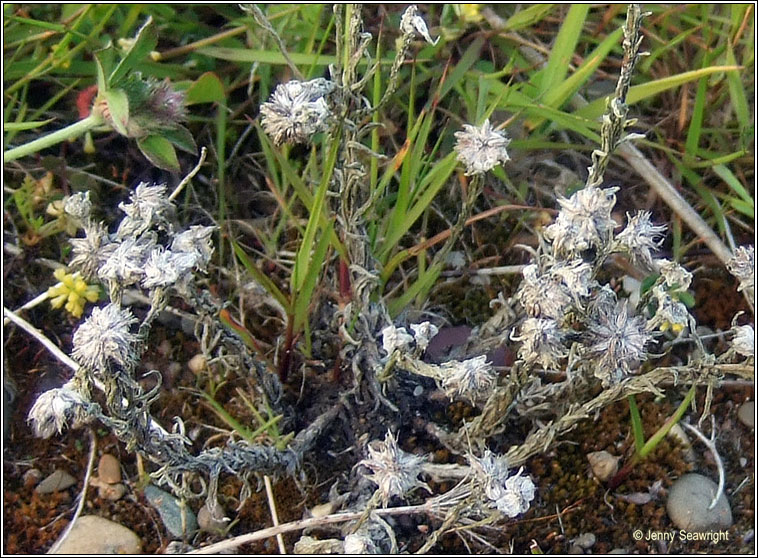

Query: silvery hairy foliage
<box><xmin>27</xmin><ymin>178</ymin><xmax>341</xmax><ymax>515</ymax></box>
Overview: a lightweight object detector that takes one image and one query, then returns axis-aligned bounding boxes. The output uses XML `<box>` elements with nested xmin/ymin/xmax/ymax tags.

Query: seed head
<box><xmin>400</xmin><ymin>5</ymin><xmax>438</xmax><ymax>45</ymax></box>
<box><xmin>470</xmin><ymin>451</ymin><xmax>536</xmax><ymax>518</ymax></box>
<box><xmin>440</xmin><ymin>355</ymin><xmax>497</xmax><ymax>404</ymax></box>
<box><xmin>359</xmin><ymin>430</ymin><xmax>429</xmax><ymax>507</ymax></box>
<box><xmin>655</xmin><ymin>258</ymin><xmax>692</xmax><ymax>291</ymax></box>
<box><xmin>97</xmin><ymin>234</ymin><xmax>156</xmax><ymax>287</ymax></box>
<box><xmin>584</xmin><ymin>287</ymin><xmax>650</xmax><ymax>386</ymax></box>
<box><xmin>381</xmin><ymin>325</ymin><xmax>414</xmax><ymax>355</ymax></box>
<box><xmin>615</xmin><ymin>210</ymin><xmax>666</xmax><ymax>270</ymax></box>
<box><xmin>170</xmin><ymin>225</ymin><xmax>216</xmax><ymax>273</ymax></box>
<box><xmin>511</xmin><ymin>317</ymin><xmax>567</xmax><ymax>371</ymax></box>
<box><xmin>142</xmin><ymin>247</ymin><xmax>198</xmax><ymax>289</ymax></box>
<box><xmin>72</xmin><ymin>303</ymin><xmax>139</xmax><ymax>371</ymax></box>
<box><xmin>731</xmin><ymin>324</ymin><xmax>754</xmax><ymax>358</ymax></box>
<box><xmin>454</xmin><ymin>119</ymin><xmax>511</xmax><ymax>175</ymax></box>
<box><xmin>63</xmin><ymin>191</ymin><xmax>93</xmax><ymax>223</ymax></box>
<box><xmin>116</xmin><ymin>182</ymin><xmax>174</xmax><ymax>238</ymax></box>
<box><xmin>410</xmin><ymin>321</ymin><xmax>439</xmax><ymax>352</ymax></box>
<box><xmin>27</xmin><ymin>386</ymin><xmax>89</xmax><ymax>439</ymax></box>
<box><xmin>260</xmin><ymin>78</ymin><xmax>334</xmax><ymax>146</ymax></box>
<box><xmin>727</xmin><ymin>245</ymin><xmax>754</xmax><ymax>295</ymax></box>
<box><xmin>544</xmin><ymin>186</ymin><xmax>618</xmax><ymax>258</ymax></box>
<box><xmin>516</xmin><ymin>263</ymin><xmax>573</xmax><ymax>320</ymax></box>
<box><xmin>69</xmin><ymin>221</ymin><xmax>116</xmax><ymax>281</ymax></box>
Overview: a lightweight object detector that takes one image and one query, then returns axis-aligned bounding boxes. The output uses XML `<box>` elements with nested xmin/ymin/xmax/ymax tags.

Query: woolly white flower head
<box><xmin>615</xmin><ymin>210</ymin><xmax>666</xmax><ymax>269</ymax></box>
<box><xmin>116</xmin><ymin>182</ymin><xmax>174</xmax><ymax>238</ymax></box>
<box><xmin>511</xmin><ymin>317</ymin><xmax>567</xmax><ymax>371</ymax></box>
<box><xmin>470</xmin><ymin>451</ymin><xmax>535</xmax><ymax>518</ymax></box>
<box><xmin>400</xmin><ymin>5</ymin><xmax>438</xmax><ymax>45</ymax></box>
<box><xmin>359</xmin><ymin>430</ymin><xmax>429</xmax><ymax>507</ymax></box>
<box><xmin>648</xmin><ymin>285</ymin><xmax>691</xmax><ymax>335</ymax></box>
<box><xmin>142</xmin><ymin>247</ymin><xmax>198</xmax><ymax>289</ymax></box>
<box><xmin>260</xmin><ymin>78</ymin><xmax>334</xmax><ymax>145</ymax></box>
<box><xmin>544</xmin><ymin>186</ymin><xmax>618</xmax><ymax>258</ymax></box>
<box><xmin>69</xmin><ymin>221</ymin><xmax>115</xmax><ymax>280</ymax></box>
<box><xmin>410</xmin><ymin>321</ymin><xmax>439</xmax><ymax>352</ymax></box>
<box><xmin>655</xmin><ymin>259</ymin><xmax>692</xmax><ymax>291</ymax></box>
<box><xmin>516</xmin><ymin>263</ymin><xmax>573</xmax><ymax>320</ymax></box>
<box><xmin>440</xmin><ymin>355</ymin><xmax>497</xmax><ymax>404</ymax></box>
<box><xmin>63</xmin><ymin>191</ymin><xmax>92</xmax><ymax>222</ymax></box>
<box><xmin>453</xmin><ymin>119</ymin><xmax>511</xmax><ymax>176</ymax></box>
<box><xmin>381</xmin><ymin>325</ymin><xmax>414</xmax><ymax>355</ymax></box>
<box><xmin>731</xmin><ymin>324</ymin><xmax>754</xmax><ymax>358</ymax></box>
<box><xmin>170</xmin><ymin>225</ymin><xmax>216</xmax><ymax>273</ymax></box>
<box><xmin>584</xmin><ymin>288</ymin><xmax>651</xmax><ymax>386</ymax></box>
<box><xmin>27</xmin><ymin>385</ymin><xmax>89</xmax><ymax>438</ymax></box>
<box><xmin>97</xmin><ymin>234</ymin><xmax>156</xmax><ymax>287</ymax></box>
<box><xmin>727</xmin><ymin>245</ymin><xmax>754</xmax><ymax>295</ymax></box>
<box><xmin>72</xmin><ymin>303</ymin><xmax>139</xmax><ymax>370</ymax></box>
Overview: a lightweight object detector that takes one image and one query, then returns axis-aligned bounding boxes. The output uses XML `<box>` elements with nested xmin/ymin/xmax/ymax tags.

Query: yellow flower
<box><xmin>659</xmin><ymin>320</ymin><xmax>685</xmax><ymax>335</ymax></box>
<box><xmin>48</xmin><ymin>268</ymin><xmax>100</xmax><ymax>318</ymax></box>
<box><xmin>455</xmin><ymin>4</ymin><xmax>484</xmax><ymax>24</ymax></box>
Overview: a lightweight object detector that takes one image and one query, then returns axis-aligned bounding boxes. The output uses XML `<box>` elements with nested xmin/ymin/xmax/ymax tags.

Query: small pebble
<box><xmin>574</xmin><ymin>532</ymin><xmax>596</xmax><ymax>549</ymax></box>
<box><xmin>188</xmin><ymin>354</ymin><xmax>207</xmax><ymax>375</ymax></box>
<box><xmin>666</xmin><ymin>473</ymin><xmax>732</xmax><ymax>531</ymax></box>
<box><xmin>51</xmin><ymin>515</ymin><xmax>141</xmax><ymax>554</ymax></box>
<box><xmin>36</xmin><ymin>469</ymin><xmax>77</xmax><ymax>494</ymax></box>
<box><xmin>587</xmin><ymin>450</ymin><xmax>620</xmax><ymax>482</ymax></box>
<box><xmin>144</xmin><ymin>484</ymin><xmax>198</xmax><ymax>538</ymax></box>
<box><xmin>413</xmin><ymin>385</ymin><xmax>424</xmax><ymax>397</ymax></box>
<box><xmin>197</xmin><ymin>504</ymin><xmax>229</xmax><ymax>533</ymax></box>
<box><xmin>98</xmin><ymin>482</ymin><xmax>127</xmax><ymax>501</ymax></box>
<box><xmin>98</xmin><ymin>453</ymin><xmax>122</xmax><ymax>484</ymax></box>
<box><xmin>23</xmin><ymin>468</ymin><xmax>42</xmax><ymax>489</ymax></box>
<box><xmin>157</xmin><ymin>339</ymin><xmax>173</xmax><ymax>358</ymax></box>
<box><xmin>737</xmin><ymin>401</ymin><xmax>754</xmax><ymax>429</ymax></box>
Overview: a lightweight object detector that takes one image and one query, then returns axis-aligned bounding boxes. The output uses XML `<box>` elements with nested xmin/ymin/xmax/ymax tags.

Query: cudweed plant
<box><xmin>8</xmin><ymin>4</ymin><xmax>754</xmax><ymax>553</ymax></box>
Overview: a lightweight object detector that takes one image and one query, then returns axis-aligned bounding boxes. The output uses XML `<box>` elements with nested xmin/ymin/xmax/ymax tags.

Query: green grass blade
<box><xmin>230</xmin><ymin>238</ymin><xmax>290</xmax><ymax>311</ymax></box>
<box><xmin>3</xmin><ymin>119</ymin><xmax>54</xmax><ymax>131</ymax></box>
<box><xmin>387</xmin><ymin>262</ymin><xmax>442</xmax><ymax>317</ymax></box>
<box><xmin>627</xmin><ymin>395</ymin><xmax>645</xmax><ymax>454</ymax></box>
<box><xmin>684</xmin><ymin>75</ymin><xmax>708</xmax><ymax>158</ymax></box>
<box><xmin>292</xmin><ymin>135</ymin><xmax>340</xmax><ymax>292</ymax></box>
<box><xmin>378</xmin><ymin>151</ymin><xmax>458</xmax><ymax>262</ymax></box>
<box><xmin>293</xmin><ymin>219</ymin><xmax>333</xmax><ymax>332</ymax></box>
<box><xmin>576</xmin><ymin>66</ymin><xmax>742</xmax><ymax>119</ymax></box>
<box><xmin>712</xmin><ymin>164</ymin><xmax>754</xmax><ymax>207</ymax></box>
<box><xmin>725</xmin><ymin>42</ymin><xmax>750</xmax><ymax>128</ymax></box>
<box><xmin>539</xmin><ymin>4</ymin><xmax>590</xmax><ymax>95</ymax></box>
<box><xmin>502</xmin><ymin>4</ymin><xmax>554</xmax><ymax>31</ymax></box>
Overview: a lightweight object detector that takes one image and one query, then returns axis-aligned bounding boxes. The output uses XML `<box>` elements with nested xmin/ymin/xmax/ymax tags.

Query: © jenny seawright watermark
<box><xmin>632</xmin><ymin>529</ymin><xmax>730</xmax><ymax>544</ymax></box>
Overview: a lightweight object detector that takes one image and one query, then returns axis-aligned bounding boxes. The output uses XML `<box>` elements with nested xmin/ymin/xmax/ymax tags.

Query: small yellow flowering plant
<box><xmin>47</xmin><ymin>268</ymin><xmax>100</xmax><ymax>318</ymax></box>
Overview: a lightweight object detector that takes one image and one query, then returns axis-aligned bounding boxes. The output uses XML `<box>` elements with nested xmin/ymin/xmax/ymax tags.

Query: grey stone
<box><xmin>587</xmin><ymin>450</ymin><xmax>620</xmax><ymax>482</ymax></box>
<box><xmin>737</xmin><ymin>401</ymin><xmax>754</xmax><ymax>429</ymax></box>
<box><xmin>144</xmin><ymin>484</ymin><xmax>197</xmax><ymax>538</ymax></box>
<box><xmin>36</xmin><ymin>469</ymin><xmax>77</xmax><ymax>494</ymax></box>
<box><xmin>574</xmin><ymin>532</ymin><xmax>596</xmax><ymax>549</ymax></box>
<box><xmin>197</xmin><ymin>503</ymin><xmax>229</xmax><ymax>533</ymax></box>
<box><xmin>666</xmin><ymin>473</ymin><xmax>732</xmax><ymax>532</ymax></box>
<box><xmin>51</xmin><ymin>515</ymin><xmax>141</xmax><ymax>554</ymax></box>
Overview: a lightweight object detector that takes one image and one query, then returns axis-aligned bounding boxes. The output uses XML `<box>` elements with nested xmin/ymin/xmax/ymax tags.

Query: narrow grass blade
<box><xmin>230</xmin><ymin>238</ymin><xmax>290</xmax><ymax>312</ymax></box>
<box><xmin>627</xmin><ymin>395</ymin><xmax>645</xmax><ymax>454</ymax></box>
<box><xmin>539</xmin><ymin>5</ymin><xmax>590</xmax><ymax>95</ymax></box>
<box><xmin>576</xmin><ymin>66</ymin><xmax>742</xmax><ymax>119</ymax></box>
